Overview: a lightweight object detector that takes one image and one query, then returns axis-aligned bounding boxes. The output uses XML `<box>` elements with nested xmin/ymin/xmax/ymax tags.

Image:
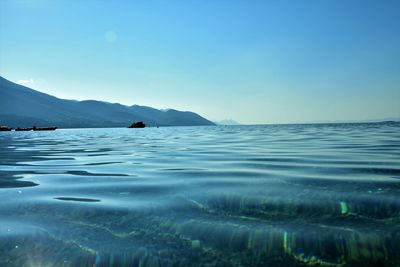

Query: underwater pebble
<box><xmin>191</xmin><ymin>240</ymin><xmax>201</xmax><ymax>248</ymax></box>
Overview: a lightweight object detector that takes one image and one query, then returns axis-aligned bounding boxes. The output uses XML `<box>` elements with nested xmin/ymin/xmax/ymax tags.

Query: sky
<box><xmin>0</xmin><ymin>0</ymin><xmax>399</xmax><ymax>124</ymax></box>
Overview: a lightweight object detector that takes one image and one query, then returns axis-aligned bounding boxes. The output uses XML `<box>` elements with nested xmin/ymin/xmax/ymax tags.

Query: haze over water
<box><xmin>0</xmin><ymin>123</ymin><xmax>399</xmax><ymax>266</ymax></box>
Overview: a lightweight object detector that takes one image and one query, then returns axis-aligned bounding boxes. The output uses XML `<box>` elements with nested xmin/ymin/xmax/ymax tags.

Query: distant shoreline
<box><xmin>242</xmin><ymin>120</ymin><xmax>400</xmax><ymax>127</ymax></box>
<box><xmin>2</xmin><ymin>120</ymin><xmax>398</xmax><ymax>131</ymax></box>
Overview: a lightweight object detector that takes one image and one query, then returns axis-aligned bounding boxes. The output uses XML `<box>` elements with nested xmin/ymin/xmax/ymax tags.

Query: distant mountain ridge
<box><xmin>0</xmin><ymin>76</ymin><xmax>214</xmax><ymax>128</ymax></box>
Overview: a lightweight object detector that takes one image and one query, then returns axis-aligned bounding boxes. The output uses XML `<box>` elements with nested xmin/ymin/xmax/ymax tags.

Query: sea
<box><xmin>0</xmin><ymin>122</ymin><xmax>399</xmax><ymax>267</ymax></box>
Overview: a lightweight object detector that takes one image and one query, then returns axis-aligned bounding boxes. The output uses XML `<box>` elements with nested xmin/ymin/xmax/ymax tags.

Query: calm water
<box><xmin>0</xmin><ymin>123</ymin><xmax>399</xmax><ymax>267</ymax></box>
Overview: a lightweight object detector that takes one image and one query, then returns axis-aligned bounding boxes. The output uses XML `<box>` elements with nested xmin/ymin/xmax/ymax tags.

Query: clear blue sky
<box><xmin>1</xmin><ymin>0</ymin><xmax>399</xmax><ymax>124</ymax></box>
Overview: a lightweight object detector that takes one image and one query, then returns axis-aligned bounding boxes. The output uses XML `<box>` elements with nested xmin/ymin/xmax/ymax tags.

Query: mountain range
<box><xmin>0</xmin><ymin>76</ymin><xmax>214</xmax><ymax>128</ymax></box>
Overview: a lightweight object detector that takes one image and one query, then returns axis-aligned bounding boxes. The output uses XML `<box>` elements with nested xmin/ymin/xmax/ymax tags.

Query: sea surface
<box><xmin>0</xmin><ymin>123</ymin><xmax>399</xmax><ymax>267</ymax></box>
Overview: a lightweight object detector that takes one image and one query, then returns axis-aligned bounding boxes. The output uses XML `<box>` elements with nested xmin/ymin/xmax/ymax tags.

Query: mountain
<box><xmin>0</xmin><ymin>76</ymin><xmax>214</xmax><ymax>128</ymax></box>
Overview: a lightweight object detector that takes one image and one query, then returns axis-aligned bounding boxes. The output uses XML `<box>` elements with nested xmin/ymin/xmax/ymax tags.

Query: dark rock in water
<box><xmin>0</xmin><ymin>126</ymin><xmax>12</xmax><ymax>131</ymax></box>
<box><xmin>128</xmin><ymin>121</ymin><xmax>146</xmax><ymax>128</ymax></box>
<box><xmin>32</xmin><ymin>126</ymin><xmax>57</xmax><ymax>131</ymax></box>
<box><xmin>15</xmin><ymin>127</ymin><xmax>33</xmax><ymax>131</ymax></box>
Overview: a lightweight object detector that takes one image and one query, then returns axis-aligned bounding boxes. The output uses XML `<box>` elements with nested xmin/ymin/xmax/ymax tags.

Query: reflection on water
<box><xmin>0</xmin><ymin>123</ymin><xmax>399</xmax><ymax>267</ymax></box>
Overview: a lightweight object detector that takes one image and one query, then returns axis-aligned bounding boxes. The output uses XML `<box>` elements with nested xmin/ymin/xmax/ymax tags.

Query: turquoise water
<box><xmin>0</xmin><ymin>123</ymin><xmax>399</xmax><ymax>267</ymax></box>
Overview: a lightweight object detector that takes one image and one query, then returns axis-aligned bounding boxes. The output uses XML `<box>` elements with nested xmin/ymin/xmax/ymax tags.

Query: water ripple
<box><xmin>0</xmin><ymin>123</ymin><xmax>399</xmax><ymax>266</ymax></box>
